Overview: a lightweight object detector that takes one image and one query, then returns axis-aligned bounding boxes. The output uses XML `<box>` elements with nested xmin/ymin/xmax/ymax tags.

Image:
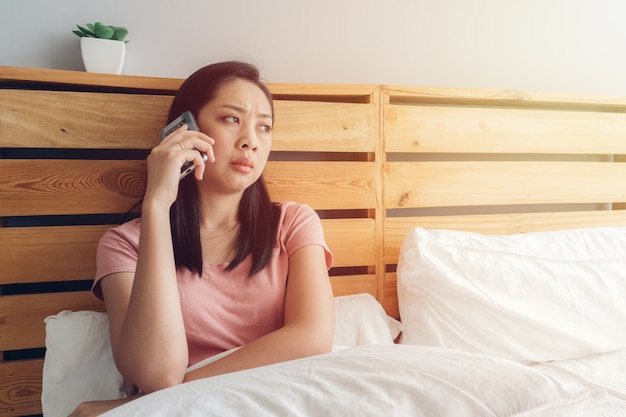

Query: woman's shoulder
<box><xmin>100</xmin><ymin>217</ymin><xmax>142</xmax><ymax>245</ymax></box>
<box><xmin>277</xmin><ymin>201</ymin><xmax>317</xmax><ymax>218</ymax></box>
<box><xmin>275</xmin><ymin>201</ymin><xmax>323</xmax><ymax>236</ymax></box>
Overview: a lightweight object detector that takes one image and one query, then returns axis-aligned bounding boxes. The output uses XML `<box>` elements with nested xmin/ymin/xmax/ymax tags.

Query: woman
<box><xmin>71</xmin><ymin>61</ymin><xmax>334</xmax><ymax>416</ymax></box>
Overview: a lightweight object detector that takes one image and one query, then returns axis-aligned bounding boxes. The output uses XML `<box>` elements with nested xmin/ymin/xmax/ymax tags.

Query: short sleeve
<box><xmin>92</xmin><ymin>219</ymin><xmax>141</xmax><ymax>299</ymax></box>
<box><xmin>280</xmin><ymin>202</ymin><xmax>333</xmax><ymax>270</ymax></box>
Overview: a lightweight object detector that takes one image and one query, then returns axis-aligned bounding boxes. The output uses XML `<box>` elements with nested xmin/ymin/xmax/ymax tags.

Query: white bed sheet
<box><xmin>532</xmin><ymin>347</ymin><xmax>626</xmax><ymax>417</ymax></box>
<box><xmin>101</xmin><ymin>344</ymin><xmax>615</xmax><ymax>417</ymax></box>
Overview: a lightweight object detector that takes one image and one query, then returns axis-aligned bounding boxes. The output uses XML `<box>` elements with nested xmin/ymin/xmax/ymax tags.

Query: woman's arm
<box><xmin>101</xmin><ymin>204</ymin><xmax>189</xmax><ymax>393</ymax></box>
<box><xmin>184</xmin><ymin>244</ymin><xmax>334</xmax><ymax>381</ymax></box>
<box><xmin>101</xmin><ymin>126</ymin><xmax>215</xmax><ymax>393</ymax></box>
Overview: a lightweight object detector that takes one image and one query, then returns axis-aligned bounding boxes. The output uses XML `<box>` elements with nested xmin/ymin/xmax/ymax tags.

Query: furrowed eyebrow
<box><xmin>222</xmin><ymin>104</ymin><xmax>272</xmax><ymax>120</ymax></box>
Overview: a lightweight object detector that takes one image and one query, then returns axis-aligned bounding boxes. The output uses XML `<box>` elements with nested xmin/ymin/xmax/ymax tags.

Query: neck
<box><xmin>197</xmin><ymin>192</ymin><xmax>242</xmax><ymax>231</ymax></box>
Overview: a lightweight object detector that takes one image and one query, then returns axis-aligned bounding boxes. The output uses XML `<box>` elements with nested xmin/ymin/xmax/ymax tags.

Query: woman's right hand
<box><xmin>144</xmin><ymin>124</ymin><xmax>215</xmax><ymax>207</ymax></box>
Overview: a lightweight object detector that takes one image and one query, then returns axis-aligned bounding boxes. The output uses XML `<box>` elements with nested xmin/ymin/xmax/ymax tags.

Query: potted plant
<box><xmin>73</xmin><ymin>22</ymin><xmax>129</xmax><ymax>74</ymax></box>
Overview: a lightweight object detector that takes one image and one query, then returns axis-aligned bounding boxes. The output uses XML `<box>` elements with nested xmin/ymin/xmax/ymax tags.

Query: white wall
<box><xmin>3</xmin><ymin>0</ymin><xmax>626</xmax><ymax>96</ymax></box>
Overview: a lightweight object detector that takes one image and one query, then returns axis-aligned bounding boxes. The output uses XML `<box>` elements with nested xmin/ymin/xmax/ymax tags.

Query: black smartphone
<box><xmin>160</xmin><ymin>111</ymin><xmax>207</xmax><ymax>180</ymax></box>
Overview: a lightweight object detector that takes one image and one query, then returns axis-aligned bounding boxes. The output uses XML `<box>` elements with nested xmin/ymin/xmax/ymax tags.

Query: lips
<box><xmin>231</xmin><ymin>157</ymin><xmax>254</xmax><ymax>173</ymax></box>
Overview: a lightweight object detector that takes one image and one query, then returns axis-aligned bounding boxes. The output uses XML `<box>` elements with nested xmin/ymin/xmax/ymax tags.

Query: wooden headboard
<box><xmin>1</xmin><ymin>66</ymin><xmax>626</xmax><ymax>416</ymax></box>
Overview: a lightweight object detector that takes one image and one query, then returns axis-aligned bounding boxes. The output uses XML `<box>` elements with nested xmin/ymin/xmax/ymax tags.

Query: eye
<box><xmin>224</xmin><ymin>116</ymin><xmax>240</xmax><ymax>124</ymax></box>
<box><xmin>260</xmin><ymin>124</ymin><xmax>272</xmax><ymax>133</ymax></box>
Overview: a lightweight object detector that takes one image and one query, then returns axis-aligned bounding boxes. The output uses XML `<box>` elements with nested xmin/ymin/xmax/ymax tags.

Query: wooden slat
<box><xmin>268</xmin><ymin>83</ymin><xmax>376</xmax><ymax>99</ymax></box>
<box><xmin>0</xmin><ymin>65</ymin><xmax>182</xmax><ymax>92</ymax></box>
<box><xmin>321</xmin><ymin>219</ymin><xmax>375</xmax><ymax>267</ymax></box>
<box><xmin>384</xmin><ymin>161</ymin><xmax>626</xmax><ymax>209</ymax></box>
<box><xmin>0</xmin><ymin>292</ymin><xmax>104</xmax><ymax>351</ymax></box>
<box><xmin>0</xmin><ymin>67</ymin><xmax>376</xmax><ymax>100</ymax></box>
<box><xmin>266</xmin><ymin>161</ymin><xmax>376</xmax><ymax>210</ymax></box>
<box><xmin>0</xmin><ymin>159</ymin><xmax>146</xmax><ymax>216</ymax></box>
<box><xmin>0</xmin><ymin>225</ymin><xmax>109</xmax><ymax>285</ymax></box>
<box><xmin>272</xmin><ymin>101</ymin><xmax>376</xmax><ymax>152</ymax></box>
<box><xmin>330</xmin><ymin>274</ymin><xmax>378</xmax><ymax>298</ymax></box>
<box><xmin>382</xmin><ymin>272</ymin><xmax>399</xmax><ymax>319</ymax></box>
<box><xmin>0</xmin><ymin>220</ymin><xmax>375</xmax><ymax>284</ymax></box>
<box><xmin>384</xmin><ymin>104</ymin><xmax>626</xmax><ymax>154</ymax></box>
<box><xmin>616</xmin><ymin>155</ymin><xmax>626</xmax><ymax>210</ymax></box>
<box><xmin>381</xmin><ymin>85</ymin><xmax>626</xmax><ymax>109</ymax></box>
<box><xmin>383</xmin><ymin>210</ymin><xmax>626</xmax><ymax>264</ymax></box>
<box><xmin>0</xmin><ymin>90</ymin><xmax>375</xmax><ymax>152</ymax></box>
<box><xmin>0</xmin><ymin>90</ymin><xmax>169</xmax><ymax>149</ymax></box>
<box><xmin>0</xmin><ymin>359</ymin><xmax>42</xmax><ymax>417</ymax></box>
<box><xmin>1</xmin><ymin>160</ymin><xmax>376</xmax><ymax>216</ymax></box>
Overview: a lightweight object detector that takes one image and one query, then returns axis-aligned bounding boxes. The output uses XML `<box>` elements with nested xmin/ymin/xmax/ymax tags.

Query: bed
<box><xmin>1</xmin><ymin>66</ymin><xmax>625</xmax><ymax>416</ymax></box>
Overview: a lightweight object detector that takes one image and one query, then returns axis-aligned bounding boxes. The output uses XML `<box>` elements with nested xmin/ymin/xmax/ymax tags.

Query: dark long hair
<box><xmin>167</xmin><ymin>61</ymin><xmax>280</xmax><ymax>276</ymax></box>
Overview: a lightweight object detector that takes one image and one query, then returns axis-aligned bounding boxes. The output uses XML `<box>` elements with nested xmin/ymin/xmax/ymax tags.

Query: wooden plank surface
<box><xmin>1</xmin><ymin>219</ymin><xmax>375</xmax><ymax>285</ymax></box>
<box><xmin>0</xmin><ymin>65</ymin><xmax>182</xmax><ymax>92</ymax></box>
<box><xmin>384</xmin><ymin>161</ymin><xmax>626</xmax><ymax>209</ymax></box>
<box><xmin>0</xmin><ymin>359</ymin><xmax>42</xmax><ymax>417</ymax></box>
<box><xmin>1</xmin><ymin>160</ymin><xmax>375</xmax><ymax>215</ymax></box>
<box><xmin>383</xmin><ymin>210</ymin><xmax>626</xmax><ymax>264</ymax></box>
<box><xmin>0</xmin><ymin>89</ymin><xmax>168</xmax><ymax>149</ymax></box>
<box><xmin>384</xmin><ymin>104</ymin><xmax>626</xmax><ymax>154</ymax></box>
<box><xmin>268</xmin><ymin>83</ymin><xmax>377</xmax><ymax>100</ymax></box>
<box><xmin>0</xmin><ymin>66</ymin><xmax>376</xmax><ymax>101</ymax></box>
<box><xmin>381</xmin><ymin>85</ymin><xmax>626</xmax><ymax>109</ymax></box>
<box><xmin>266</xmin><ymin>161</ymin><xmax>376</xmax><ymax>210</ymax></box>
<box><xmin>330</xmin><ymin>274</ymin><xmax>378</xmax><ymax>298</ymax></box>
<box><xmin>0</xmin><ymin>90</ymin><xmax>377</xmax><ymax>152</ymax></box>
<box><xmin>272</xmin><ymin>101</ymin><xmax>376</xmax><ymax>152</ymax></box>
<box><xmin>0</xmin><ymin>225</ymin><xmax>109</xmax><ymax>284</ymax></box>
<box><xmin>0</xmin><ymin>292</ymin><xmax>104</xmax><ymax>351</ymax></box>
<box><xmin>0</xmin><ymin>159</ymin><xmax>146</xmax><ymax>216</ymax></box>
<box><xmin>0</xmin><ymin>90</ymin><xmax>374</xmax><ymax>152</ymax></box>
<box><xmin>322</xmin><ymin>219</ymin><xmax>376</xmax><ymax>267</ymax></box>
<box><xmin>382</xmin><ymin>272</ymin><xmax>399</xmax><ymax>319</ymax></box>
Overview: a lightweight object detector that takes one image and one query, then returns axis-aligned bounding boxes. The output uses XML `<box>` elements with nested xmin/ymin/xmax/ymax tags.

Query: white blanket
<box><xmin>102</xmin><ymin>344</ymin><xmax>617</xmax><ymax>417</ymax></box>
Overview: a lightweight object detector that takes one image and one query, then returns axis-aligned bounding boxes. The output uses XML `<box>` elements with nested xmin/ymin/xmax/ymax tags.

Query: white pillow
<box><xmin>397</xmin><ymin>226</ymin><xmax>626</xmax><ymax>364</ymax></box>
<box><xmin>42</xmin><ymin>294</ymin><xmax>401</xmax><ymax>416</ymax></box>
<box><xmin>333</xmin><ymin>293</ymin><xmax>402</xmax><ymax>346</ymax></box>
<box><xmin>42</xmin><ymin>310</ymin><xmax>133</xmax><ymax>417</ymax></box>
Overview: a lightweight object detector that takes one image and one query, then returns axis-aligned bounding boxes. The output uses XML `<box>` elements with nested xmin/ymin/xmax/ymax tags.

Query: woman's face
<box><xmin>196</xmin><ymin>78</ymin><xmax>273</xmax><ymax>195</ymax></box>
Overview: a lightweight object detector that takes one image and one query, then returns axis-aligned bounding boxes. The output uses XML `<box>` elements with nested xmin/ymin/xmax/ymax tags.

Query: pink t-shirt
<box><xmin>93</xmin><ymin>201</ymin><xmax>332</xmax><ymax>366</ymax></box>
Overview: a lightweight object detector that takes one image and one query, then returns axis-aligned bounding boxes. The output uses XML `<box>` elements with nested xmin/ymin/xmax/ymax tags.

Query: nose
<box><xmin>240</xmin><ymin>141</ymin><xmax>258</xmax><ymax>151</ymax></box>
<box><xmin>237</xmin><ymin>124</ymin><xmax>258</xmax><ymax>151</ymax></box>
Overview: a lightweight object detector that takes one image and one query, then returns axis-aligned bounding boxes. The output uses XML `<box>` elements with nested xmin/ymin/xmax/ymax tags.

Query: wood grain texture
<box><xmin>0</xmin><ymin>89</ymin><xmax>169</xmax><ymax>149</ymax></box>
<box><xmin>0</xmin><ymin>159</ymin><xmax>146</xmax><ymax>216</ymax></box>
<box><xmin>0</xmin><ymin>359</ymin><xmax>42</xmax><ymax>417</ymax></box>
<box><xmin>382</xmin><ymin>272</ymin><xmax>399</xmax><ymax>319</ymax></box>
<box><xmin>268</xmin><ymin>83</ymin><xmax>376</xmax><ymax>101</ymax></box>
<box><xmin>0</xmin><ymin>66</ymin><xmax>181</xmax><ymax>92</ymax></box>
<box><xmin>272</xmin><ymin>101</ymin><xmax>376</xmax><ymax>152</ymax></box>
<box><xmin>265</xmin><ymin>161</ymin><xmax>376</xmax><ymax>210</ymax></box>
<box><xmin>384</xmin><ymin>161</ymin><xmax>626</xmax><ymax>209</ymax></box>
<box><xmin>384</xmin><ymin>104</ymin><xmax>626</xmax><ymax>154</ymax></box>
<box><xmin>0</xmin><ymin>292</ymin><xmax>104</xmax><ymax>351</ymax></box>
<box><xmin>381</xmin><ymin>85</ymin><xmax>626</xmax><ymax>109</ymax></box>
<box><xmin>330</xmin><ymin>274</ymin><xmax>378</xmax><ymax>297</ymax></box>
<box><xmin>0</xmin><ymin>225</ymin><xmax>109</xmax><ymax>284</ymax></box>
<box><xmin>322</xmin><ymin>219</ymin><xmax>376</xmax><ymax>267</ymax></box>
<box><xmin>0</xmin><ymin>90</ymin><xmax>374</xmax><ymax>152</ymax></box>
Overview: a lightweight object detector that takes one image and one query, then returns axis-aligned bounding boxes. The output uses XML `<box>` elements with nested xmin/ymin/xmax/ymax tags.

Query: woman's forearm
<box><xmin>114</xmin><ymin>202</ymin><xmax>189</xmax><ymax>392</ymax></box>
<box><xmin>183</xmin><ymin>321</ymin><xmax>333</xmax><ymax>383</ymax></box>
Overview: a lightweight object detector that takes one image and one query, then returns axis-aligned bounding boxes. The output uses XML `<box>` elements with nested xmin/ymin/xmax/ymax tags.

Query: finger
<box><xmin>175</xmin><ymin>132</ymin><xmax>215</xmax><ymax>155</ymax></box>
<box><xmin>192</xmin><ymin>151</ymin><xmax>209</xmax><ymax>180</ymax></box>
<box><xmin>162</xmin><ymin>123</ymin><xmax>191</xmax><ymax>143</ymax></box>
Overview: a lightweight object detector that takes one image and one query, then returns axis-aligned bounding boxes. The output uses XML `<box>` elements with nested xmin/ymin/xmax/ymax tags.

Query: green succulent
<box><xmin>73</xmin><ymin>22</ymin><xmax>129</xmax><ymax>43</ymax></box>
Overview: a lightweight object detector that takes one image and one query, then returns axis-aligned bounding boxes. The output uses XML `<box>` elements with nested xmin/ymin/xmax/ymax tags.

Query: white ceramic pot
<box><xmin>80</xmin><ymin>37</ymin><xmax>126</xmax><ymax>75</ymax></box>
